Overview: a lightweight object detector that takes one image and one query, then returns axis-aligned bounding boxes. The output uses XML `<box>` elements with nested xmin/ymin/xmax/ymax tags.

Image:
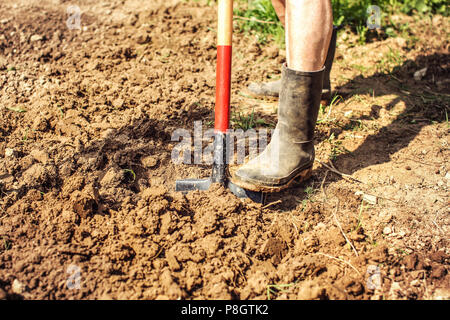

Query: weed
<box><xmin>266</xmin><ymin>282</ymin><xmax>296</xmax><ymax>300</ymax></box>
<box><xmin>22</xmin><ymin>128</ymin><xmax>30</xmax><ymax>141</ymax></box>
<box><xmin>234</xmin><ymin>0</ymin><xmax>285</xmax><ymax>46</ymax></box>
<box><xmin>317</xmin><ymin>94</ymin><xmax>343</xmax><ymax>124</ymax></box>
<box><xmin>6</xmin><ymin>106</ymin><xmax>27</xmax><ymax>113</ymax></box>
<box><xmin>2</xmin><ymin>237</ymin><xmax>11</xmax><ymax>251</ymax></box>
<box><xmin>327</xmin><ymin>132</ymin><xmax>350</xmax><ymax>161</ymax></box>
<box><xmin>232</xmin><ymin>0</ymin><xmax>448</xmax><ymax>48</ymax></box>
<box><xmin>124</xmin><ymin>169</ymin><xmax>136</xmax><ymax>182</ymax></box>
<box><xmin>376</xmin><ymin>46</ymin><xmax>405</xmax><ymax>74</ymax></box>
<box><xmin>231</xmin><ymin>108</ymin><xmax>272</xmax><ymax>130</ymax></box>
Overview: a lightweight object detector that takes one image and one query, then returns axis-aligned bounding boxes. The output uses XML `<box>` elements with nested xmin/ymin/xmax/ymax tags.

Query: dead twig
<box><xmin>320</xmin><ymin>170</ymin><xmax>329</xmax><ymax>201</ymax></box>
<box><xmin>405</xmin><ymin>157</ymin><xmax>441</xmax><ymax>167</ymax></box>
<box><xmin>316</xmin><ymin>252</ymin><xmax>362</xmax><ymax>277</ymax></box>
<box><xmin>233</xmin><ymin>16</ymin><xmax>277</xmax><ymax>25</ymax></box>
<box><xmin>149</xmin><ymin>245</ymin><xmax>165</xmax><ymax>261</ymax></box>
<box><xmin>315</xmin><ymin>159</ymin><xmax>365</xmax><ymax>184</ymax></box>
<box><xmin>332</xmin><ymin>200</ymin><xmax>359</xmax><ymax>257</ymax></box>
<box><xmin>262</xmin><ymin>199</ymin><xmax>282</xmax><ymax>209</ymax></box>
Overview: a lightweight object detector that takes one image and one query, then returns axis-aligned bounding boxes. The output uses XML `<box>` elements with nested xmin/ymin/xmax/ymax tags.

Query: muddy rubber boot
<box><xmin>247</xmin><ymin>26</ymin><xmax>337</xmax><ymax>105</ymax></box>
<box><xmin>230</xmin><ymin>64</ymin><xmax>324</xmax><ymax>192</ymax></box>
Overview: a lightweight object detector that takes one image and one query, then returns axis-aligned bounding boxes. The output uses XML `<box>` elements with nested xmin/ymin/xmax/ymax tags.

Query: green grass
<box><xmin>234</xmin><ymin>0</ymin><xmax>285</xmax><ymax>46</ymax></box>
<box><xmin>231</xmin><ymin>108</ymin><xmax>272</xmax><ymax>130</ymax></box>
<box><xmin>2</xmin><ymin>237</ymin><xmax>11</xmax><ymax>251</ymax></box>
<box><xmin>233</xmin><ymin>0</ymin><xmax>449</xmax><ymax>46</ymax></box>
<box><xmin>124</xmin><ymin>169</ymin><xmax>136</xmax><ymax>182</ymax></box>
<box><xmin>267</xmin><ymin>282</ymin><xmax>296</xmax><ymax>300</ymax></box>
<box><xmin>6</xmin><ymin>106</ymin><xmax>27</xmax><ymax>113</ymax></box>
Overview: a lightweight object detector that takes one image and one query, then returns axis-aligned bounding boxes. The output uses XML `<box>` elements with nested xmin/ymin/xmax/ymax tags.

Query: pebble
<box><xmin>363</xmin><ymin>194</ymin><xmax>377</xmax><ymax>205</ymax></box>
<box><xmin>30</xmin><ymin>34</ymin><xmax>43</xmax><ymax>42</ymax></box>
<box><xmin>141</xmin><ymin>155</ymin><xmax>158</xmax><ymax>168</ymax></box>
<box><xmin>413</xmin><ymin>67</ymin><xmax>427</xmax><ymax>81</ymax></box>
<box><xmin>383</xmin><ymin>226</ymin><xmax>392</xmax><ymax>235</ymax></box>
<box><xmin>12</xmin><ymin>279</ymin><xmax>25</xmax><ymax>294</ymax></box>
<box><xmin>5</xmin><ymin>148</ymin><xmax>15</xmax><ymax>157</ymax></box>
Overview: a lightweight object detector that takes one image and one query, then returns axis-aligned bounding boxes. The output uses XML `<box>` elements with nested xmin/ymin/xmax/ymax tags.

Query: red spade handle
<box><xmin>215</xmin><ymin>0</ymin><xmax>233</xmax><ymax>133</ymax></box>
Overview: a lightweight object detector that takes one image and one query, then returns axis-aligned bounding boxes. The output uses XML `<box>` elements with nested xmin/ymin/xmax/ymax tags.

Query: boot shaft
<box><xmin>278</xmin><ymin>64</ymin><xmax>325</xmax><ymax>143</ymax></box>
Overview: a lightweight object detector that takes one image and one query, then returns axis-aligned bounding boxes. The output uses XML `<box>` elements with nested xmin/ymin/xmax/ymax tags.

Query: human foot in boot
<box><xmin>247</xmin><ymin>26</ymin><xmax>337</xmax><ymax>106</ymax></box>
<box><xmin>230</xmin><ymin>64</ymin><xmax>324</xmax><ymax>192</ymax></box>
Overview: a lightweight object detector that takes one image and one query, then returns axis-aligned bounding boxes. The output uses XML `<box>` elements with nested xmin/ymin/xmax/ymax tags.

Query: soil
<box><xmin>0</xmin><ymin>0</ymin><xmax>448</xmax><ymax>300</ymax></box>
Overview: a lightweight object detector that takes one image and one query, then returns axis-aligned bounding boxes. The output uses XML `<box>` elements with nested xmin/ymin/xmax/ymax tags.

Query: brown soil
<box><xmin>0</xmin><ymin>0</ymin><xmax>448</xmax><ymax>300</ymax></box>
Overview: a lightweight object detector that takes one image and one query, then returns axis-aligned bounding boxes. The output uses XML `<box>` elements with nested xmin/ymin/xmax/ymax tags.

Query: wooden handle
<box><xmin>215</xmin><ymin>0</ymin><xmax>233</xmax><ymax>133</ymax></box>
<box><xmin>217</xmin><ymin>0</ymin><xmax>233</xmax><ymax>46</ymax></box>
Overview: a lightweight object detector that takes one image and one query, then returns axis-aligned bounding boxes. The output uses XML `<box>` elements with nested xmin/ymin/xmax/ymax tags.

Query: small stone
<box><xmin>405</xmin><ymin>165</ymin><xmax>411</xmax><ymax>170</ymax></box>
<box><xmin>112</xmin><ymin>98</ymin><xmax>124</xmax><ymax>109</ymax></box>
<box><xmin>413</xmin><ymin>67</ymin><xmax>427</xmax><ymax>81</ymax></box>
<box><xmin>397</xmin><ymin>230</ymin><xmax>406</xmax><ymax>238</ymax></box>
<box><xmin>30</xmin><ymin>34</ymin><xmax>43</xmax><ymax>42</ymax></box>
<box><xmin>135</xmin><ymin>32</ymin><xmax>151</xmax><ymax>45</ymax></box>
<box><xmin>141</xmin><ymin>155</ymin><xmax>158</xmax><ymax>168</ymax></box>
<box><xmin>445</xmin><ymin>172</ymin><xmax>450</xmax><ymax>180</ymax></box>
<box><xmin>5</xmin><ymin>148</ymin><xmax>15</xmax><ymax>157</ymax></box>
<box><xmin>12</xmin><ymin>279</ymin><xmax>25</xmax><ymax>294</ymax></box>
<box><xmin>363</xmin><ymin>194</ymin><xmax>377</xmax><ymax>205</ymax></box>
<box><xmin>383</xmin><ymin>226</ymin><xmax>392</xmax><ymax>235</ymax></box>
<box><xmin>395</xmin><ymin>37</ymin><xmax>407</xmax><ymax>47</ymax></box>
<box><xmin>344</xmin><ymin>110</ymin><xmax>353</xmax><ymax>118</ymax></box>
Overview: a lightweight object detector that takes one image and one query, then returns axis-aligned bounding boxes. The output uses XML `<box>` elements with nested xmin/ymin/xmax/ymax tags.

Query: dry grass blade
<box><xmin>332</xmin><ymin>199</ymin><xmax>359</xmax><ymax>257</ymax></box>
<box><xmin>262</xmin><ymin>199</ymin><xmax>282</xmax><ymax>209</ymax></box>
<box><xmin>314</xmin><ymin>159</ymin><xmax>365</xmax><ymax>184</ymax></box>
<box><xmin>233</xmin><ymin>15</ymin><xmax>277</xmax><ymax>25</ymax></box>
<box><xmin>316</xmin><ymin>252</ymin><xmax>362</xmax><ymax>277</ymax></box>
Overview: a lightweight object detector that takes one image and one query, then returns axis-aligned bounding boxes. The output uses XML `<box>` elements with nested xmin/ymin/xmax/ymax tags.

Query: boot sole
<box><xmin>229</xmin><ymin>166</ymin><xmax>313</xmax><ymax>193</ymax></box>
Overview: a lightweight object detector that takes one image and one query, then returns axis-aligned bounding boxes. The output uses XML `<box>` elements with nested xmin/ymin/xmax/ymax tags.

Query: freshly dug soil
<box><xmin>0</xmin><ymin>0</ymin><xmax>448</xmax><ymax>300</ymax></box>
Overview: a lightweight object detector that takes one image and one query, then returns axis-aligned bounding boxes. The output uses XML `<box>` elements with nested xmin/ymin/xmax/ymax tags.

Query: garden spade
<box><xmin>175</xmin><ymin>0</ymin><xmax>265</xmax><ymax>204</ymax></box>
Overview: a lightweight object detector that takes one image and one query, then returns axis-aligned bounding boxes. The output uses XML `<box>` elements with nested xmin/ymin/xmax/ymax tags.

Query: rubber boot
<box><xmin>230</xmin><ymin>64</ymin><xmax>324</xmax><ymax>192</ymax></box>
<box><xmin>247</xmin><ymin>25</ymin><xmax>337</xmax><ymax>105</ymax></box>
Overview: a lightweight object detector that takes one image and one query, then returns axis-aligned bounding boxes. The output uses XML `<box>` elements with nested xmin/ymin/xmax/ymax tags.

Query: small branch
<box><xmin>316</xmin><ymin>252</ymin><xmax>362</xmax><ymax>277</ymax></box>
<box><xmin>320</xmin><ymin>170</ymin><xmax>329</xmax><ymax>201</ymax></box>
<box><xmin>262</xmin><ymin>199</ymin><xmax>282</xmax><ymax>209</ymax></box>
<box><xmin>315</xmin><ymin>159</ymin><xmax>365</xmax><ymax>184</ymax></box>
<box><xmin>233</xmin><ymin>16</ymin><xmax>277</xmax><ymax>25</ymax></box>
<box><xmin>332</xmin><ymin>200</ymin><xmax>359</xmax><ymax>257</ymax></box>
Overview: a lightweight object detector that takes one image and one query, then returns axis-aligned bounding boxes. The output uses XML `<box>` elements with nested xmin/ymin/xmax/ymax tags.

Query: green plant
<box><xmin>234</xmin><ymin>0</ymin><xmax>285</xmax><ymax>46</ymax></box>
<box><xmin>376</xmin><ymin>46</ymin><xmax>405</xmax><ymax>74</ymax></box>
<box><xmin>124</xmin><ymin>169</ymin><xmax>136</xmax><ymax>182</ymax></box>
<box><xmin>267</xmin><ymin>282</ymin><xmax>296</xmax><ymax>300</ymax></box>
<box><xmin>2</xmin><ymin>237</ymin><xmax>11</xmax><ymax>251</ymax></box>
<box><xmin>231</xmin><ymin>108</ymin><xmax>271</xmax><ymax>130</ymax></box>
<box><xmin>227</xmin><ymin>0</ymin><xmax>448</xmax><ymax>49</ymax></box>
<box><xmin>6</xmin><ymin>106</ymin><xmax>27</xmax><ymax>113</ymax></box>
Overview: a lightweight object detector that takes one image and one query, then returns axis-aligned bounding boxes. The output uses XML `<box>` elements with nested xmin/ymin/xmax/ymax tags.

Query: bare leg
<box><xmin>271</xmin><ymin>0</ymin><xmax>286</xmax><ymax>26</ymax></box>
<box><xmin>286</xmin><ymin>0</ymin><xmax>333</xmax><ymax>72</ymax></box>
